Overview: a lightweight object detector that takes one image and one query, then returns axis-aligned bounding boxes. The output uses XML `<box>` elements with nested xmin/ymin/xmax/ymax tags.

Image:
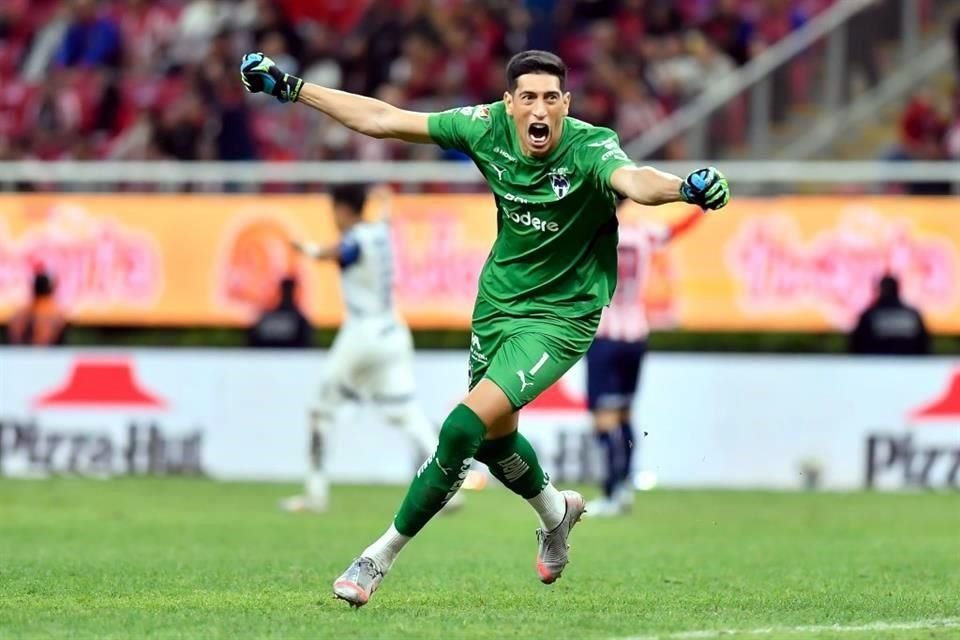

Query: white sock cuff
<box><xmin>527</xmin><ymin>483</ymin><xmax>566</xmax><ymax>531</ymax></box>
<box><xmin>362</xmin><ymin>523</ymin><xmax>411</xmax><ymax>571</ymax></box>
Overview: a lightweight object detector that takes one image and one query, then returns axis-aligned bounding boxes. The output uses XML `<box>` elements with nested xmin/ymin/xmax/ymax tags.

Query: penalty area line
<box><xmin>618</xmin><ymin>617</ymin><xmax>960</xmax><ymax>640</ymax></box>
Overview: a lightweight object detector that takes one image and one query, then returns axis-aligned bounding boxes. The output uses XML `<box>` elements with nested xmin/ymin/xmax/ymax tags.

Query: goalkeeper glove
<box><xmin>680</xmin><ymin>166</ymin><xmax>730</xmax><ymax>210</ymax></box>
<box><xmin>240</xmin><ymin>52</ymin><xmax>303</xmax><ymax>104</ymax></box>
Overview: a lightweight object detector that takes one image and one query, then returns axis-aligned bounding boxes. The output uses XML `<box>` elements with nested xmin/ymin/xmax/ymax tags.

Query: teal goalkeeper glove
<box><xmin>240</xmin><ymin>52</ymin><xmax>303</xmax><ymax>104</ymax></box>
<box><xmin>680</xmin><ymin>166</ymin><xmax>730</xmax><ymax>210</ymax></box>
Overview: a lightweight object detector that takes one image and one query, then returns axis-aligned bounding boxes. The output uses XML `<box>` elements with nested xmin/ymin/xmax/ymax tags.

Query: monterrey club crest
<box><xmin>549</xmin><ymin>167</ymin><xmax>571</xmax><ymax>199</ymax></box>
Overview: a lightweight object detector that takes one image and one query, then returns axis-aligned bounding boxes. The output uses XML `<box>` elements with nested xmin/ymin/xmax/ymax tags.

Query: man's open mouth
<box><xmin>528</xmin><ymin>122</ymin><xmax>550</xmax><ymax>148</ymax></box>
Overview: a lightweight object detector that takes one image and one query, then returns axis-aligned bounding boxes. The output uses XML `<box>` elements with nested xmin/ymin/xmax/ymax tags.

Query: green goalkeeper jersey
<box><xmin>428</xmin><ymin>101</ymin><xmax>635</xmax><ymax>317</ymax></box>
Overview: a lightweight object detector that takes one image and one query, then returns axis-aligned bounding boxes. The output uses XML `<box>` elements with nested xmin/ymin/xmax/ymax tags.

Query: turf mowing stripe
<box><xmin>620</xmin><ymin>618</ymin><xmax>960</xmax><ymax>640</ymax></box>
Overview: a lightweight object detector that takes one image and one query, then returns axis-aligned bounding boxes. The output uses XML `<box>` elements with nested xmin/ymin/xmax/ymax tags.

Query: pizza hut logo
<box><xmin>865</xmin><ymin>371</ymin><xmax>960</xmax><ymax>489</ymax></box>
<box><xmin>33</xmin><ymin>359</ymin><xmax>166</xmax><ymax>409</ymax></box>
<box><xmin>0</xmin><ymin>359</ymin><xmax>203</xmax><ymax>477</ymax></box>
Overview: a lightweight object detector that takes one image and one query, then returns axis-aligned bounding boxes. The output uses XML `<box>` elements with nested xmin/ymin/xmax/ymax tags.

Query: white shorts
<box><xmin>324</xmin><ymin>316</ymin><xmax>417</xmax><ymax>402</ymax></box>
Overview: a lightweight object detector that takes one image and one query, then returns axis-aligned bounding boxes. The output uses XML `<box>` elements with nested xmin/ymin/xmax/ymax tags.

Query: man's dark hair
<box><xmin>506</xmin><ymin>50</ymin><xmax>566</xmax><ymax>92</ymax></box>
<box><xmin>330</xmin><ymin>184</ymin><xmax>367</xmax><ymax>216</ymax></box>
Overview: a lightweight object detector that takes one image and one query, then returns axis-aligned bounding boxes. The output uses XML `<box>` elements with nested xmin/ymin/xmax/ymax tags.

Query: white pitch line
<box><xmin>620</xmin><ymin>618</ymin><xmax>960</xmax><ymax>640</ymax></box>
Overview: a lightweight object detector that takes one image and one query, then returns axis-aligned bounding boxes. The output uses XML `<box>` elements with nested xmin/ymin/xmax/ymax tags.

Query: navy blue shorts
<box><xmin>586</xmin><ymin>338</ymin><xmax>647</xmax><ymax>411</ymax></box>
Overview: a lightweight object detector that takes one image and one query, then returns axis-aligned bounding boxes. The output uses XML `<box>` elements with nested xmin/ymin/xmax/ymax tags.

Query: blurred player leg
<box><xmin>300</xmin><ymin>407</ymin><xmax>331</xmax><ymax>512</ymax></box>
<box><xmin>613</xmin><ymin>409</ymin><xmax>636</xmax><ymax>510</ymax></box>
<box><xmin>612</xmin><ymin>340</ymin><xmax>646</xmax><ymax>511</ymax></box>
<box><xmin>280</xmin><ymin>328</ymin><xmax>359</xmax><ymax>513</ymax></box>
<box><xmin>589</xmin><ymin>411</ymin><xmax>626</xmax><ymax>517</ymax></box>
<box><xmin>585</xmin><ymin>337</ymin><xmax>629</xmax><ymax>517</ymax></box>
<box><xmin>279</xmin><ymin>379</ymin><xmax>350</xmax><ymax>513</ymax></box>
<box><xmin>368</xmin><ymin>323</ymin><xmax>441</xmax><ymax>464</ymax></box>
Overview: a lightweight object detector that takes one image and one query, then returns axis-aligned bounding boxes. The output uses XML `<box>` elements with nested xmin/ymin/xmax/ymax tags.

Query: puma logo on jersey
<box><xmin>516</xmin><ymin>370</ymin><xmax>534</xmax><ymax>393</ymax></box>
<box><xmin>515</xmin><ymin>353</ymin><xmax>550</xmax><ymax>395</ymax></box>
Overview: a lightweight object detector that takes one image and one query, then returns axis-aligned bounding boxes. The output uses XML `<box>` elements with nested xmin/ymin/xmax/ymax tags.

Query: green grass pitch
<box><xmin>1</xmin><ymin>479</ymin><xmax>959</xmax><ymax>639</ymax></box>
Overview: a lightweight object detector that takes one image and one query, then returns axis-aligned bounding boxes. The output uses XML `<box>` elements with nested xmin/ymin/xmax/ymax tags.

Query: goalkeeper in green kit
<box><xmin>241</xmin><ymin>49</ymin><xmax>730</xmax><ymax>607</ymax></box>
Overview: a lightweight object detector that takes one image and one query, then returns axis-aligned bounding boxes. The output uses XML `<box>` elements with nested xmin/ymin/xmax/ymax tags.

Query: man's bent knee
<box><xmin>485</xmin><ymin>412</ymin><xmax>518</xmax><ymax>440</ymax></box>
<box><xmin>463</xmin><ymin>379</ymin><xmax>516</xmax><ymax>434</ymax></box>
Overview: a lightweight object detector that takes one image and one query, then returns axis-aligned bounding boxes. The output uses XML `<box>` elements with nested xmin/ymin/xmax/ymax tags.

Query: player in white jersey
<box><xmin>586</xmin><ymin>205</ymin><xmax>703</xmax><ymax>517</ymax></box>
<box><xmin>281</xmin><ymin>185</ymin><xmax>453</xmax><ymax>513</ymax></box>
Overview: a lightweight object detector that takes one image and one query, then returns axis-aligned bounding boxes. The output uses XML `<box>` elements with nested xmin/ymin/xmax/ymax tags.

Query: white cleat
<box><xmin>332</xmin><ymin>557</ymin><xmax>386</xmax><ymax>608</ymax></box>
<box><xmin>278</xmin><ymin>495</ymin><xmax>328</xmax><ymax>513</ymax></box>
<box><xmin>535</xmin><ymin>490</ymin><xmax>586</xmax><ymax>584</ymax></box>
<box><xmin>585</xmin><ymin>497</ymin><xmax>625</xmax><ymax>518</ymax></box>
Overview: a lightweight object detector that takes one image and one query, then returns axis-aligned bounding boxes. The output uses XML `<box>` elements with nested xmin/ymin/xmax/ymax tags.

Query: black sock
<box><xmin>595</xmin><ymin>431</ymin><xmax>618</xmax><ymax>498</ymax></box>
<box><xmin>618</xmin><ymin>421</ymin><xmax>636</xmax><ymax>485</ymax></box>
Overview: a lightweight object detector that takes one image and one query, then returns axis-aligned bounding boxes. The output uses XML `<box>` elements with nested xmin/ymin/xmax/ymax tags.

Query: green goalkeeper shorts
<box><xmin>467</xmin><ymin>294</ymin><xmax>601</xmax><ymax>410</ymax></box>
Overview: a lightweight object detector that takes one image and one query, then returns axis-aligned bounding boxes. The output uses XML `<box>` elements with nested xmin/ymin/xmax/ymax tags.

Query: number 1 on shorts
<box><xmin>516</xmin><ymin>352</ymin><xmax>550</xmax><ymax>394</ymax></box>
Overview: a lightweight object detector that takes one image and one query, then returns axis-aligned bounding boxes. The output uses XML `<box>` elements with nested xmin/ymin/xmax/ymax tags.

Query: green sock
<box><xmin>393</xmin><ymin>403</ymin><xmax>487</xmax><ymax>536</ymax></box>
<box><xmin>475</xmin><ymin>431</ymin><xmax>549</xmax><ymax>499</ymax></box>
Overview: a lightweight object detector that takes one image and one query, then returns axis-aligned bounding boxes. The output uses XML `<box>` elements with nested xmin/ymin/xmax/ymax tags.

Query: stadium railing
<box><xmin>0</xmin><ymin>161</ymin><xmax>956</xmax><ymax>195</ymax></box>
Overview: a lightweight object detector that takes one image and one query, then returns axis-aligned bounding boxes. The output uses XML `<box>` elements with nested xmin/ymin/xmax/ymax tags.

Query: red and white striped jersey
<box><xmin>596</xmin><ymin>221</ymin><xmax>670</xmax><ymax>342</ymax></box>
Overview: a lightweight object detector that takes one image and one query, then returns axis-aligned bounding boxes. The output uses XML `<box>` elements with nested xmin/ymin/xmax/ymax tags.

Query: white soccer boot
<box><xmin>535</xmin><ymin>490</ymin><xmax>586</xmax><ymax>584</ymax></box>
<box><xmin>332</xmin><ymin>557</ymin><xmax>387</xmax><ymax>608</ymax></box>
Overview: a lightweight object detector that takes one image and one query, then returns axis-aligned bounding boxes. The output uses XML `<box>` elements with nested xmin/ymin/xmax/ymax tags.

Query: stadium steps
<box><xmin>799</xmin><ymin>2</ymin><xmax>959</xmax><ymax>161</ymax></box>
<box><xmin>724</xmin><ymin>4</ymin><xmax>958</xmax><ymax>161</ymax></box>
<box><xmin>828</xmin><ymin>68</ymin><xmax>956</xmax><ymax>160</ymax></box>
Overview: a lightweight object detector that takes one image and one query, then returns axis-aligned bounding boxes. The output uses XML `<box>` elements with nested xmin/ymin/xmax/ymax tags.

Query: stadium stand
<box><xmin>1</xmin><ymin>0</ymin><xmax>850</xmax><ymax>167</ymax></box>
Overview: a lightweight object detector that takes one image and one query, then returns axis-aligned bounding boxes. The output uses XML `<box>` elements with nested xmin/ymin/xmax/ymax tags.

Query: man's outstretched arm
<box><xmin>240</xmin><ymin>52</ymin><xmax>432</xmax><ymax>143</ymax></box>
<box><xmin>611</xmin><ymin>165</ymin><xmax>730</xmax><ymax>211</ymax></box>
<box><xmin>610</xmin><ymin>166</ymin><xmax>684</xmax><ymax>206</ymax></box>
<box><xmin>296</xmin><ymin>84</ymin><xmax>433</xmax><ymax>143</ymax></box>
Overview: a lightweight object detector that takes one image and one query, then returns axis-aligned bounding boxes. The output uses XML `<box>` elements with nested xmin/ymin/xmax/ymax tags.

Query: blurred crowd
<box><xmin>884</xmin><ymin>15</ymin><xmax>960</xmax><ymax>195</ymax></box>
<box><xmin>0</xmin><ymin>0</ymin><xmax>840</xmax><ymax>166</ymax></box>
